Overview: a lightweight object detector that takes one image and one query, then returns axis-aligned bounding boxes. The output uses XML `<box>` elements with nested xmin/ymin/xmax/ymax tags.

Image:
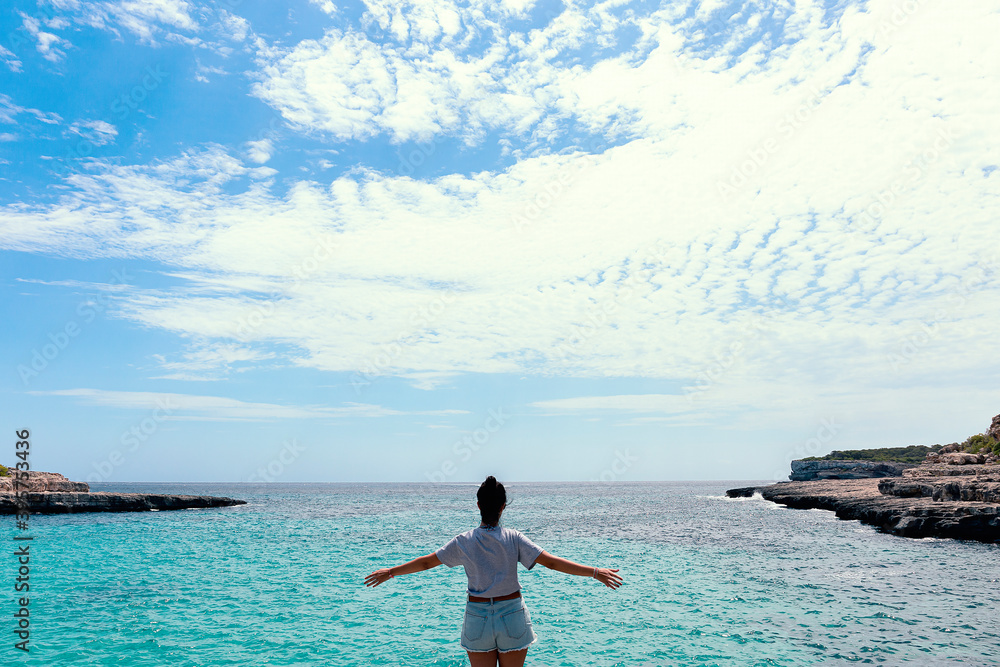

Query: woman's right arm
<box><xmin>364</xmin><ymin>553</ymin><xmax>442</xmax><ymax>587</ymax></box>
<box><xmin>534</xmin><ymin>551</ymin><xmax>623</xmax><ymax>589</ymax></box>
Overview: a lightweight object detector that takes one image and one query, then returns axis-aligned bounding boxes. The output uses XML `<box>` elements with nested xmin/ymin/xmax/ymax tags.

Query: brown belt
<box><xmin>468</xmin><ymin>590</ymin><xmax>521</xmax><ymax>603</ymax></box>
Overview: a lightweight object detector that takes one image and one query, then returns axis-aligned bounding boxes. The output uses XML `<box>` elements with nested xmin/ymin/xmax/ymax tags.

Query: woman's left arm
<box><xmin>364</xmin><ymin>553</ymin><xmax>442</xmax><ymax>587</ymax></box>
<box><xmin>534</xmin><ymin>551</ymin><xmax>623</xmax><ymax>589</ymax></box>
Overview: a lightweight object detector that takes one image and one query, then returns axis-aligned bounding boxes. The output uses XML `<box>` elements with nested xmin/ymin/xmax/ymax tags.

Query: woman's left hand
<box><xmin>594</xmin><ymin>568</ymin><xmax>623</xmax><ymax>589</ymax></box>
<box><xmin>364</xmin><ymin>568</ymin><xmax>393</xmax><ymax>587</ymax></box>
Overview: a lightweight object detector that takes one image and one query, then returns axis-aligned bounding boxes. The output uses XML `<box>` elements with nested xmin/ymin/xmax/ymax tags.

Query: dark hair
<box><xmin>477</xmin><ymin>476</ymin><xmax>507</xmax><ymax>526</ymax></box>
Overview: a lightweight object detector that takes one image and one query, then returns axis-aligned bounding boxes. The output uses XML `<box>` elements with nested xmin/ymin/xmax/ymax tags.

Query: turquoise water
<box><xmin>9</xmin><ymin>481</ymin><xmax>1000</xmax><ymax>665</ymax></box>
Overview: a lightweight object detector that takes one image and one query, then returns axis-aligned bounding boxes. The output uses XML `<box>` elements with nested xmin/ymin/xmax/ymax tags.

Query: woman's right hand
<box><xmin>364</xmin><ymin>568</ymin><xmax>393</xmax><ymax>587</ymax></box>
<box><xmin>594</xmin><ymin>568</ymin><xmax>623</xmax><ymax>589</ymax></box>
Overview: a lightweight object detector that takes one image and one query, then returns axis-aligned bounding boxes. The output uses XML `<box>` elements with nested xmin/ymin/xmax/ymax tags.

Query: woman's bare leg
<box><xmin>498</xmin><ymin>649</ymin><xmax>527</xmax><ymax>667</ymax></box>
<box><xmin>467</xmin><ymin>650</ymin><xmax>498</xmax><ymax>666</ymax></box>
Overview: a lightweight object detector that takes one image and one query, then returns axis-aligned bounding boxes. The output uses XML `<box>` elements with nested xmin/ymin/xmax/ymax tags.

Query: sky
<box><xmin>1</xmin><ymin>0</ymin><xmax>998</xmax><ymax>484</ymax></box>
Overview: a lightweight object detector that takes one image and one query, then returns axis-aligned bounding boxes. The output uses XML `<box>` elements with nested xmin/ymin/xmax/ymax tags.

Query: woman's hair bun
<box><xmin>477</xmin><ymin>475</ymin><xmax>507</xmax><ymax>526</ymax></box>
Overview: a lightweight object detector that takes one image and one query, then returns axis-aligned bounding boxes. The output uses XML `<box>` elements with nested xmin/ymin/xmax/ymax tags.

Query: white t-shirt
<box><xmin>435</xmin><ymin>525</ymin><xmax>544</xmax><ymax>598</ymax></box>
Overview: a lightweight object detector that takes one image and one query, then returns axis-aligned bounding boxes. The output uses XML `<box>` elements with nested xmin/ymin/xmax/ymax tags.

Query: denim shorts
<box><xmin>461</xmin><ymin>596</ymin><xmax>537</xmax><ymax>654</ymax></box>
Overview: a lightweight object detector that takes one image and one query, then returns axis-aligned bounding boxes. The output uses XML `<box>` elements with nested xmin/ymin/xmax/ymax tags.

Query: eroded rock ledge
<box><xmin>0</xmin><ymin>471</ymin><xmax>246</xmax><ymax>514</ymax></box>
<box><xmin>789</xmin><ymin>459</ymin><xmax>917</xmax><ymax>481</ymax></box>
<box><xmin>727</xmin><ymin>468</ymin><xmax>1000</xmax><ymax>543</ymax></box>
<box><xmin>0</xmin><ymin>492</ymin><xmax>246</xmax><ymax>514</ymax></box>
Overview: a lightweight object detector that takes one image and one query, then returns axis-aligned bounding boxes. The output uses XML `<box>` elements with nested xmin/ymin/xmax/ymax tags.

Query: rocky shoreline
<box><xmin>0</xmin><ymin>491</ymin><xmax>246</xmax><ymax>514</ymax></box>
<box><xmin>731</xmin><ymin>415</ymin><xmax>1000</xmax><ymax>543</ymax></box>
<box><xmin>0</xmin><ymin>471</ymin><xmax>246</xmax><ymax>514</ymax></box>
<box><xmin>728</xmin><ymin>465</ymin><xmax>1000</xmax><ymax>543</ymax></box>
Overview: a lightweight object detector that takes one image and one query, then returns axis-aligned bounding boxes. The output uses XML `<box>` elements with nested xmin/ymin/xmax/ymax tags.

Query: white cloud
<box><xmin>527</xmin><ymin>379</ymin><xmax>1000</xmax><ymax>437</ymax></box>
<box><xmin>30</xmin><ymin>388</ymin><xmax>470</xmax><ymax>421</ymax></box>
<box><xmin>245</xmin><ymin>138</ymin><xmax>274</xmax><ymax>164</ymax></box>
<box><xmin>0</xmin><ymin>44</ymin><xmax>22</xmax><ymax>72</ymax></box>
<box><xmin>194</xmin><ymin>59</ymin><xmax>229</xmax><ymax>83</ymax></box>
<box><xmin>500</xmin><ymin>0</ymin><xmax>536</xmax><ymax>16</ymax></box>
<box><xmin>107</xmin><ymin>0</ymin><xmax>198</xmax><ymax>41</ymax></box>
<box><xmin>531</xmin><ymin>394</ymin><xmax>689</xmax><ymax>413</ymax></box>
<box><xmin>20</xmin><ymin>13</ymin><xmax>72</xmax><ymax>62</ymax></box>
<box><xmin>67</xmin><ymin>119</ymin><xmax>119</xmax><ymax>146</ymax></box>
<box><xmin>309</xmin><ymin>0</ymin><xmax>338</xmax><ymax>17</ymax></box>
<box><xmin>61</xmin><ymin>0</ymin><xmax>201</xmax><ymax>46</ymax></box>
<box><xmin>4</xmin><ymin>1</ymin><xmax>1000</xmax><ymax>428</ymax></box>
<box><xmin>15</xmin><ymin>277</ymin><xmax>130</xmax><ymax>291</ymax></box>
<box><xmin>149</xmin><ymin>343</ymin><xmax>276</xmax><ymax>380</ymax></box>
<box><xmin>0</xmin><ymin>94</ymin><xmax>62</xmax><ymax>125</ymax></box>
<box><xmin>217</xmin><ymin>9</ymin><xmax>250</xmax><ymax>42</ymax></box>
<box><xmin>37</xmin><ymin>0</ymin><xmax>254</xmax><ymax>55</ymax></box>
<box><xmin>399</xmin><ymin>371</ymin><xmax>459</xmax><ymax>391</ymax></box>
<box><xmin>250</xmin><ymin>0</ymin><xmax>642</xmax><ymax>145</ymax></box>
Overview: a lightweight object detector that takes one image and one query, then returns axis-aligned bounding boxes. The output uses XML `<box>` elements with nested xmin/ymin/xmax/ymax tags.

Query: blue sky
<box><xmin>2</xmin><ymin>0</ymin><xmax>999</xmax><ymax>483</ymax></box>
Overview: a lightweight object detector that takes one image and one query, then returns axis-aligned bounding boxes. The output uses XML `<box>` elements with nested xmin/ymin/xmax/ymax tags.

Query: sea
<box><xmin>10</xmin><ymin>481</ymin><xmax>1000</xmax><ymax>666</ymax></box>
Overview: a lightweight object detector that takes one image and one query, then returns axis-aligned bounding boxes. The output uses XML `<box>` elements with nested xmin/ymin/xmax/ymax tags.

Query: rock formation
<box><xmin>879</xmin><ymin>476</ymin><xmax>1000</xmax><ymax>504</ymax></box>
<box><xmin>729</xmin><ymin>461</ymin><xmax>1000</xmax><ymax>543</ymax></box>
<box><xmin>988</xmin><ymin>413</ymin><xmax>1000</xmax><ymax>442</ymax></box>
<box><xmin>0</xmin><ymin>492</ymin><xmax>247</xmax><ymax>514</ymax></box>
<box><xmin>727</xmin><ymin>477</ymin><xmax>1000</xmax><ymax>543</ymax></box>
<box><xmin>922</xmin><ymin>447</ymin><xmax>998</xmax><ymax>466</ymax></box>
<box><xmin>0</xmin><ymin>470</ymin><xmax>89</xmax><ymax>492</ymax></box>
<box><xmin>789</xmin><ymin>459</ymin><xmax>916</xmax><ymax>481</ymax></box>
<box><xmin>0</xmin><ymin>469</ymin><xmax>246</xmax><ymax>514</ymax></box>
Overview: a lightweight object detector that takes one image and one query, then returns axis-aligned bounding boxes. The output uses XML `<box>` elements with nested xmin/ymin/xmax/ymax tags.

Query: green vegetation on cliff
<box><xmin>802</xmin><ymin>432</ymin><xmax>1000</xmax><ymax>464</ymax></box>
<box><xmin>801</xmin><ymin>445</ymin><xmax>934</xmax><ymax>463</ymax></box>
<box><xmin>963</xmin><ymin>434</ymin><xmax>1000</xmax><ymax>455</ymax></box>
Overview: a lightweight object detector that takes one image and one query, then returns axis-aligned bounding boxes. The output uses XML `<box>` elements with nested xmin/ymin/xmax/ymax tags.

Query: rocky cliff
<box><xmin>729</xmin><ymin>414</ymin><xmax>1000</xmax><ymax>542</ymax></box>
<box><xmin>0</xmin><ymin>470</ymin><xmax>89</xmax><ymax>492</ymax></box>
<box><xmin>727</xmin><ymin>475</ymin><xmax>1000</xmax><ymax>543</ymax></box>
<box><xmin>988</xmin><ymin>414</ymin><xmax>1000</xmax><ymax>442</ymax></box>
<box><xmin>0</xmin><ymin>470</ymin><xmax>246</xmax><ymax>514</ymax></box>
<box><xmin>730</xmin><ymin>459</ymin><xmax>1000</xmax><ymax>543</ymax></box>
<box><xmin>789</xmin><ymin>459</ymin><xmax>916</xmax><ymax>481</ymax></box>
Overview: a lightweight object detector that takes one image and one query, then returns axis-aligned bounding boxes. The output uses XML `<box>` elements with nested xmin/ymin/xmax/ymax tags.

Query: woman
<box><xmin>364</xmin><ymin>476</ymin><xmax>623</xmax><ymax>666</ymax></box>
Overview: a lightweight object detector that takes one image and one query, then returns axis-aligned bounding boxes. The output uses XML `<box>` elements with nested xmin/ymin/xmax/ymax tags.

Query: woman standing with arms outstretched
<box><xmin>365</xmin><ymin>476</ymin><xmax>623</xmax><ymax>666</ymax></box>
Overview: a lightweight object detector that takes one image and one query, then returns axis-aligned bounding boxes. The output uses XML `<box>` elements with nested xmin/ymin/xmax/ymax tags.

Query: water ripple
<box><xmin>16</xmin><ymin>481</ymin><xmax>1000</xmax><ymax>666</ymax></box>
